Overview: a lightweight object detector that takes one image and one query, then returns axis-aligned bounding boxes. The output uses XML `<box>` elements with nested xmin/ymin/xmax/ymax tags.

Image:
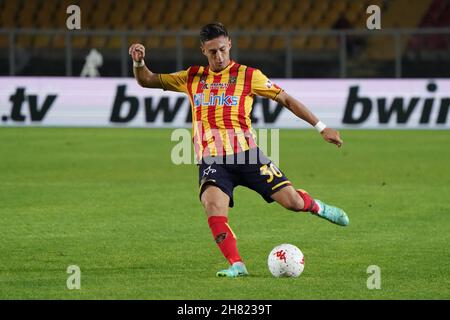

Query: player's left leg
<box><xmin>201</xmin><ymin>185</ymin><xmax>249</xmax><ymax>278</ymax></box>
<box><xmin>199</xmin><ymin>160</ymin><xmax>249</xmax><ymax>278</ymax></box>
<box><xmin>271</xmin><ymin>186</ymin><xmax>349</xmax><ymax>226</ymax></box>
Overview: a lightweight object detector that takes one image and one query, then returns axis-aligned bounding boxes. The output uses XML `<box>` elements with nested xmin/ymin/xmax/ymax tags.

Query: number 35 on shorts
<box><xmin>259</xmin><ymin>163</ymin><xmax>283</xmax><ymax>183</ymax></box>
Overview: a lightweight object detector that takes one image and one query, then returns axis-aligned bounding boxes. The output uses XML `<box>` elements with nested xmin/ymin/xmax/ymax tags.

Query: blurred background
<box><xmin>0</xmin><ymin>0</ymin><xmax>449</xmax><ymax>79</ymax></box>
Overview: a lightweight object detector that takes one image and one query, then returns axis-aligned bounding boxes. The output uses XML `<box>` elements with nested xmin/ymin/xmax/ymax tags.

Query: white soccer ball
<box><xmin>268</xmin><ymin>244</ymin><xmax>305</xmax><ymax>278</ymax></box>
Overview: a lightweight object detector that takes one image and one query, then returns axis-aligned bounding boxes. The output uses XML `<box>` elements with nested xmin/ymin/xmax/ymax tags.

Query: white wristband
<box><xmin>314</xmin><ymin>121</ymin><xmax>327</xmax><ymax>133</ymax></box>
<box><xmin>133</xmin><ymin>60</ymin><xmax>145</xmax><ymax>68</ymax></box>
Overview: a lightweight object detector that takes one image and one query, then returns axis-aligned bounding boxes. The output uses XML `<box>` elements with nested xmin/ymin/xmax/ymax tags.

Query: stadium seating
<box><xmin>408</xmin><ymin>0</ymin><xmax>450</xmax><ymax>51</ymax></box>
<box><xmin>364</xmin><ymin>0</ymin><xmax>433</xmax><ymax>60</ymax></box>
<box><xmin>0</xmin><ymin>0</ymin><xmax>446</xmax><ymax>55</ymax></box>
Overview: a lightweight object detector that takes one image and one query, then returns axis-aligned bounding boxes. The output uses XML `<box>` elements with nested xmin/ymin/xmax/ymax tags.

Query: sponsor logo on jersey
<box><xmin>194</xmin><ymin>93</ymin><xmax>239</xmax><ymax>107</ymax></box>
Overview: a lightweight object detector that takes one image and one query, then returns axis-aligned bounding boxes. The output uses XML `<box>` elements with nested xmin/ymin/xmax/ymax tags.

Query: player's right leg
<box><xmin>237</xmin><ymin>147</ymin><xmax>349</xmax><ymax>227</ymax></box>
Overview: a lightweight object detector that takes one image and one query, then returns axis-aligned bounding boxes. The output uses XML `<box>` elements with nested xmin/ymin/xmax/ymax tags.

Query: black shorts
<box><xmin>198</xmin><ymin>147</ymin><xmax>292</xmax><ymax>207</ymax></box>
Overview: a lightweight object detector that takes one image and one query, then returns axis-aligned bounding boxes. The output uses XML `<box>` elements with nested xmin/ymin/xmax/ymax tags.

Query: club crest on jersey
<box><xmin>194</xmin><ymin>93</ymin><xmax>239</xmax><ymax>107</ymax></box>
<box><xmin>229</xmin><ymin>76</ymin><xmax>237</xmax><ymax>84</ymax></box>
<box><xmin>199</xmin><ymin>79</ymin><xmax>208</xmax><ymax>90</ymax></box>
<box><xmin>200</xmin><ymin>75</ymin><xmax>208</xmax><ymax>89</ymax></box>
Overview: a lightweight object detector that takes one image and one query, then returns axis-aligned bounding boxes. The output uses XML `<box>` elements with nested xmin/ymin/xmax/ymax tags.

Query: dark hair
<box><xmin>200</xmin><ymin>22</ymin><xmax>229</xmax><ymax>44</ymax></box>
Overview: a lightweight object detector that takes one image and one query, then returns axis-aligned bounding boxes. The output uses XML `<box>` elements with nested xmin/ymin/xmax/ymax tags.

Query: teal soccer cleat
<box><xmin>216</xmin><ymin>262</ymin><xmax>249</xmax><ymax>278</ymax></box>
<box><xmin>315</xmin><ymin>200</ymin><xmax>350</xmax><ymax>226</ymax></box>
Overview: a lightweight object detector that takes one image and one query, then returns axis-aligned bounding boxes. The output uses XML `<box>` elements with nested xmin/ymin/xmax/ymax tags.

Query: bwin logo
<box><xmin>343</xmin><ymin>83</ymin><xmax>450</xmax><ymax>125</ymax></box>
<box><xmin>194</xmin><ymin>93</ymin><xmax>238</xmax><ymax>108</ymax></box>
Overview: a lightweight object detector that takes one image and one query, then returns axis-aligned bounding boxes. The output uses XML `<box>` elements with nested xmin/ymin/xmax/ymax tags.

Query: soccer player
<box><xmin>129</xmin><ymin>23</ymin><xmax>349</xmax><ymax>278</ymax></box>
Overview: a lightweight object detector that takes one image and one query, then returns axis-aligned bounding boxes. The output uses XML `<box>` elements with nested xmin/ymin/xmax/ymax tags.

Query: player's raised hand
<box><xmin>321</xmin><ymin>128</ymin><xmax>343</xmax><ymax>148</ymax></box>
<box><xmin>129</xmin><ymin>43</ymin><xmax>145</xmax><ymax>62</ymax></box>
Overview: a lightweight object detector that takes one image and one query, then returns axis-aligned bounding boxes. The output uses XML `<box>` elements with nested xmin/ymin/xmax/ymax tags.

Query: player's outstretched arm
<box><xmin>129</xmin><ymin>43</ymin><xmax>163</xmax><ymax>89</ymax></box>
<box><xmin>275</xmin><ymin>91</ymin><xmax>343</xmax><ymax>147</ymax></box>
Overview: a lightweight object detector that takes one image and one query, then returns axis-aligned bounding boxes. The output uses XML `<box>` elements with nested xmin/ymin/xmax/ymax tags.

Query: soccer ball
<box><xmin>268</xmin><ymin>244</ymin><xmax>305</xmax><ymax>278</ymax></box>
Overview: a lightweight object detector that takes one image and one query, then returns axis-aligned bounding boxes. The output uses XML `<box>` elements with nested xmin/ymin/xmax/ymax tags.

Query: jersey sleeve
<box><xmin>251</xmin><ymin>69</ymin><xmax>283</xmax><ymax>99</ymax></box>
<box><xmin>158</xmin><ymin>69</ymin><xmax>189</xmax><ymax>93</ymax></box>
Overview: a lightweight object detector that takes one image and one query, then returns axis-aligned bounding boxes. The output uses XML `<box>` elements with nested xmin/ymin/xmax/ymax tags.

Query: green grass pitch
<box><xmin>0</xmin><ymin>127</ymin><xmax>449</xmax><ymax>299</ymax></box>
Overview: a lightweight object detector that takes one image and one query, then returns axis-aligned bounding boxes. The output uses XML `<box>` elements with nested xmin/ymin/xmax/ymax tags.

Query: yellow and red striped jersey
<box><xmin>159</xmin><ymin>61</ymin><xmax>282</xmax><ymax>160</ymax></box>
